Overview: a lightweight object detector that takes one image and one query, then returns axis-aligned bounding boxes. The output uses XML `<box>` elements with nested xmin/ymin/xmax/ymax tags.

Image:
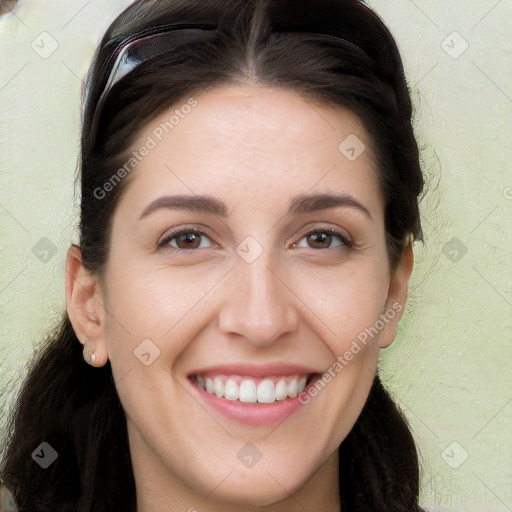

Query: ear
<box><xmin>65</xmin><ymin>245</ymin><xmax>109</xmax><ymax>366</ymax></box>
<box><xmin>377</xmin><ymin>239</ymin><xmax>414</xmax><ymax>348</ymax></box>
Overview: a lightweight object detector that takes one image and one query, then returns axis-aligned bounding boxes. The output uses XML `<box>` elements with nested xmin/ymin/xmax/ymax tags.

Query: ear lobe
<box><xmin>377</xmin><ymin>240</ymin><xmax>414</xmax><ymax>348</ymax></box>
<box><xmin>65</xmin><ymin>245</ymin><xmax>105</xmax><ymax>348</ymax></box>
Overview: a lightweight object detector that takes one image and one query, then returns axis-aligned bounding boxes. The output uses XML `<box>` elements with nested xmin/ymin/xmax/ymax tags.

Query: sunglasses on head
<box><xmin>85</xmin><ymin>22</ymin><xmax>217</xmax><ymax>146</ymax></box>
<box><xmin>84</xmin><ymin>1</ymin><xmax>389</xmax><ymax>147</ymax></box>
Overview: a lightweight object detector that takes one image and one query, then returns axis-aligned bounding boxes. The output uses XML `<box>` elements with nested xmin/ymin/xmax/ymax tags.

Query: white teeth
<box><xmin>213</xmin><ymin>376</ymin><xmax>224</xmax><ymax>398</ymax></box>
<box><xmin>195</xmin><ymin>374</ymin><xmax>311</xmax><ymax>403</ymax></box>
<box><xmin>239</xmin><ymin>380</ymin><xmax>257</xmax><ymax>402</ymax></box>
<box><xmin>257</xmin><ymin>379</ymin><xmax>275</xmax><ymax>403</ymax></box>
<box><xmin>297</xmin><ymin>376</ymin><xmax>307</xmax><ymax>393</ymax></box>
<box><xmin>287</xmin><ymin>379</ymin><xmax>298</xmax><ymax>398</ymax></box>
<box><xmin>224</xmin><ymin>378</ymin><xmax>239</xmax><ymax>400</ymax></box>
<box><xmin>274</xmin><ymin>378</ymin><xmax>288</xmax><ymax>400</ymax></box>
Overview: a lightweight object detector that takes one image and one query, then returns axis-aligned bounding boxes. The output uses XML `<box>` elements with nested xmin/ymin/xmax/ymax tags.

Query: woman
<box><xmin>0</xmin><ymin>0</ymin><xmax>426</xmax><ymax>510</ymax></box>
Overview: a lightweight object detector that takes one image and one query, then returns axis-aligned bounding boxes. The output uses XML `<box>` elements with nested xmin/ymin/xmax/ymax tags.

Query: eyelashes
<box><xmin>295</xmin><ymin>227</ymin><xmax>354</xmax><ymax>250</ymax></box>
<box><xmin>159</xmin><ymin>228</ymin><xmax>215</xmax><ymax>253</ymax></box>
<box><xmin>158</xmin><ymin>225</ymin><xmax>354</xmax><ymax>255</ymax></box>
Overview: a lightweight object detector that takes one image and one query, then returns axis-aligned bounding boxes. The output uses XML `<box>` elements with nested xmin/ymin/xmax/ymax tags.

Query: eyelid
<box><xmin>158</xmin><ymin>223</ymin><xmax>214</xmax><ymax>242</ymax></box>
<box><xmin>158</xmin><ymin>223</ymin><xmax>354</xmax><ymax>252</ymax></box>
<box><xmin>158</xmin><ymin>225</ymin><xmax>217</xmax><ymax>251</ymax></box>
<box><xmin>295</xmin><ymin>225</ymin><xmax>353</xmax><ymax>249</ymax></box>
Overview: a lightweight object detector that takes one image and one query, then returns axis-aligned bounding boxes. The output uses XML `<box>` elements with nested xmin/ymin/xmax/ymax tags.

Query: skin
<box><xmin>66</xmin><ymin>82</ymin><xmax>413</xmax><ymax>512</ymax></box>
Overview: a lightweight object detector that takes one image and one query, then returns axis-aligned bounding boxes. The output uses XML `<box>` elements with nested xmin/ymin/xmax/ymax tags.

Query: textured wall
<box><xmin>0</xmin><ymin>1</ymin><xmax>510</xmax><ymax>510</ymax></box>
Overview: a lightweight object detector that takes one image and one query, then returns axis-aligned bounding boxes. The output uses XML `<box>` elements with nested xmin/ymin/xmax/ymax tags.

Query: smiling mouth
<box><xmin>191</xmin><ymin>373</ymin><xmax>317</xmax><ymax>404</ymax></box>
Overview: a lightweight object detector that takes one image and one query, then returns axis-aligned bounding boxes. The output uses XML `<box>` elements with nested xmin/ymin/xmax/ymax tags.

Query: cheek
<box><xmin>291</xmin><ymin>260</ymin><xmax>390</xmax><ymax>353</ymax></box>
<box><xmin>295</xmin><ymin>267</ymin><xmax>386</xmax><ymax>444</ymax></box>
<box><xmin>103</xmin><ymin>237</ymin><xmax>390</xmax><ymax>368</ymax></box>
<box><xmin>101</xmin><ymin>261</ymin><xmax>220</xmax><ymax>363</ymax></box>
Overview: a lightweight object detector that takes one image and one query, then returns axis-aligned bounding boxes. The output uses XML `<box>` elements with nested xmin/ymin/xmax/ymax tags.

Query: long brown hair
<box><xmin>1</xmin><ymin>1</ymin><xmax>425</xmax><ymax>510</ymax></box>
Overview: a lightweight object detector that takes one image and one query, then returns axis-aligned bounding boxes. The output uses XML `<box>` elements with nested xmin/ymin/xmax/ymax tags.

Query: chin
<box><xmin>210</xmin><ymin>482</ymin><xmax>293</xmax><ymax>507</ymax></box>
<box><xmin>205</xmin><ymin>464</ymin><xmax>307</xmax><ymax>506</ymax></box>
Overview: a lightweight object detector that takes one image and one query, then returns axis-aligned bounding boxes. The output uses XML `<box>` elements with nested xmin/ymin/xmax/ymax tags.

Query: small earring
<box><xmin>83</xmin><ymin>346</ymin><xmax>96</xmax><ymax>366</ymax></box>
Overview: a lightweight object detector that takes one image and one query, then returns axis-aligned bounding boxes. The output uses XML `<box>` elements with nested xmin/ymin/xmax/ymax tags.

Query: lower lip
<box><xmin>188</xmin><ymin>375</ymin><xmax>320</xmax><ymax>426</ymax></box>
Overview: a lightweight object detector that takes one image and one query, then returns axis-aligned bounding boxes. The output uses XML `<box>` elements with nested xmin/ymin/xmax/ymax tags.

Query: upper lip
<box><xmin>188</xmin><ymin>363</ymin><xmax>321</xmax><ymax>379</ymax></box>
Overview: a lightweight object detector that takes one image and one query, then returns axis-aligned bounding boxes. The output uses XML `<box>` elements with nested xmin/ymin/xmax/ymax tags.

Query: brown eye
<box><xmin>295</xmin><ymin>228</ymin><xmax>353</xmax><ymax>251</ymax></box>
<box><xmin>175</xmin><ymin>232</ymin><xmax>202</xmax><ymax>249</ymax></box>
<box><xmin>159</xmin><ymin>229</ymin><xmax>215</xmax><ymax>253</ymax></box>
<box><xmin>307</xmin><ymin>232</ymin><xmax>333</xmax><ymax>249</ymax></box>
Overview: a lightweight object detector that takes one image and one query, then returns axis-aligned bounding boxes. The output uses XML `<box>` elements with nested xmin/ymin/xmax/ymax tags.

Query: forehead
<box><xmin>116</xmin><ymin>83</ymin><xmax>382</xmax><ymax>218</ymax></box>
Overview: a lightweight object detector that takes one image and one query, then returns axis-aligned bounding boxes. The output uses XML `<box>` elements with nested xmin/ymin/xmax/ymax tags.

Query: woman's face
<box><xmin>68</xmin><ymin>83</ymin><xmax>412</xmax><ymax>511</ymax></box>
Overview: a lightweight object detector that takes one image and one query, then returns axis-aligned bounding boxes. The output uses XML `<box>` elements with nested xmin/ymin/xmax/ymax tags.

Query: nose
<box><xmin>218</xmin><ymin>250</ymin><xmax>299</xmax><ymax>347</ymax></box>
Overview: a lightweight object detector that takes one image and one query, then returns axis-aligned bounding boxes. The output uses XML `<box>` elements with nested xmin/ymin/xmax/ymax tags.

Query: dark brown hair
<box><xmin>1</xmin><ymin>0</ymin><xmax>425</xmax><ymax>510</ymax></box>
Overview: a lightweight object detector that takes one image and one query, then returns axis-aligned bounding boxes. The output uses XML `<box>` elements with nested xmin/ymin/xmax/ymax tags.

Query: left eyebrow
<box><xmin>287</xmin><ymin>191</ymin><xmax>372</xmax><ymax>219</ymax></box>
<box><xmin>138</xmin><ymin>191</ymin><xmax>372</xmax><ymax>221</ymax></box>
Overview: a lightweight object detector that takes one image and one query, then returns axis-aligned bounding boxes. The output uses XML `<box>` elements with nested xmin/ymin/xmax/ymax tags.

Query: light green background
<box><xmin>1</xmin><ymin>1</ymin><xmax>511</xmax><ymax>510</ymax></box>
